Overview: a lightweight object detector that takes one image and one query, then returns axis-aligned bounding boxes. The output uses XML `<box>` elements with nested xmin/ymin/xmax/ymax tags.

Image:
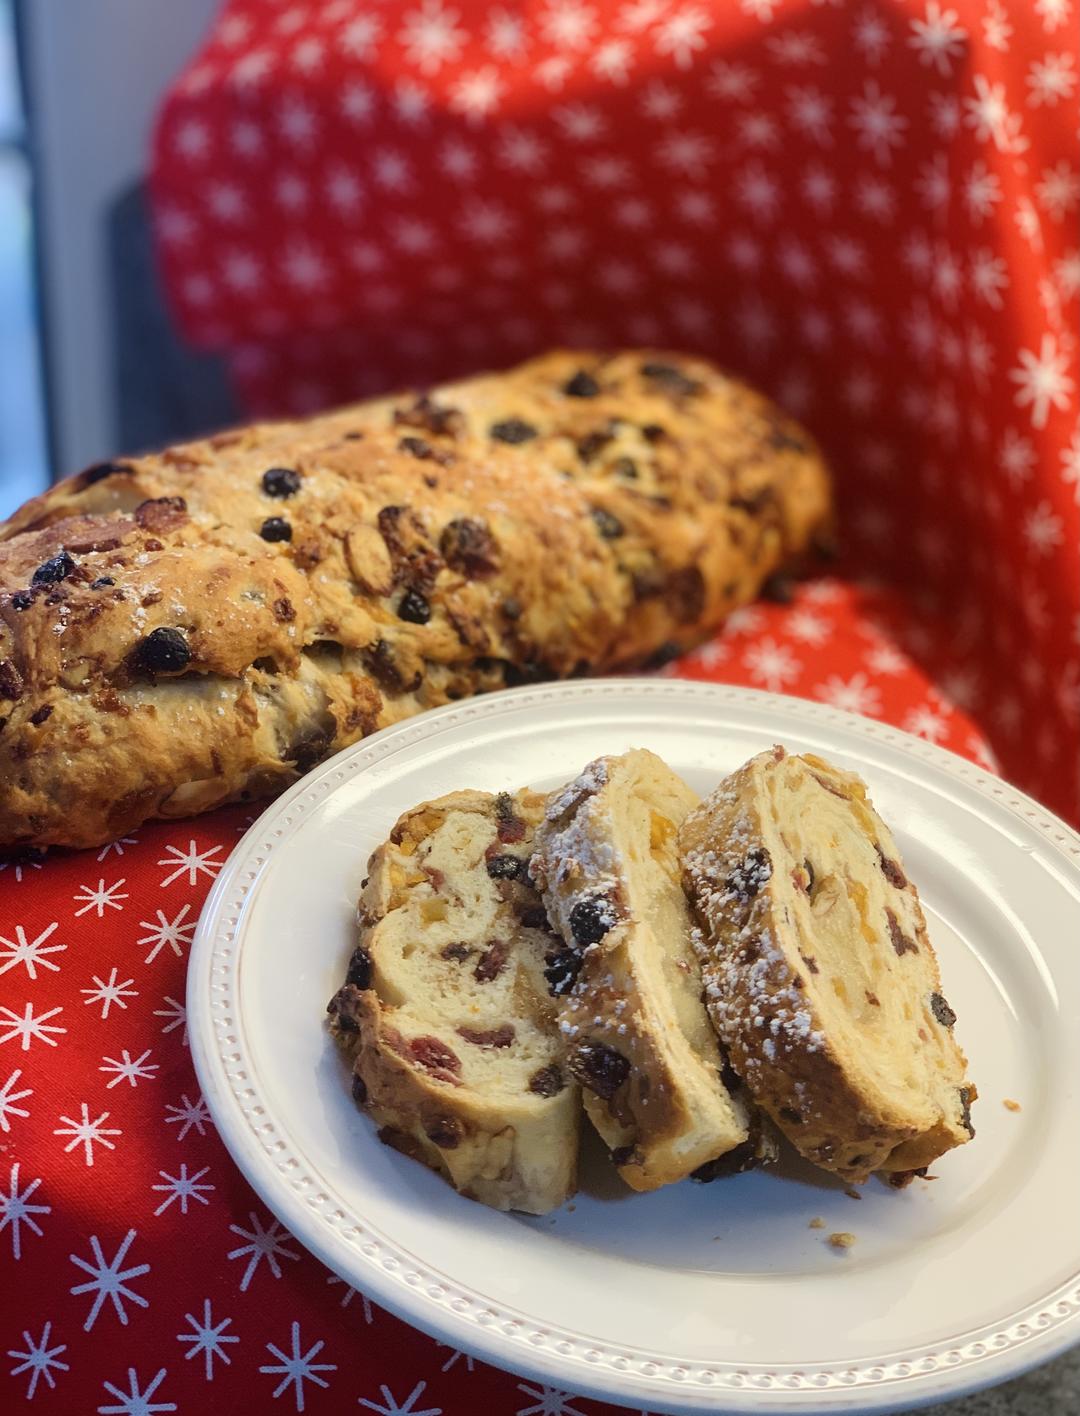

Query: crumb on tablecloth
<box><xmin>1003</xmin><ymin>1098</ymin><xmax>1022</xmax><ymax>1112</ymax></box>
<box><xmin>828</xmin><ymin>1231</ymin><xmax>856</xmax><ymax>1250</ymax></box>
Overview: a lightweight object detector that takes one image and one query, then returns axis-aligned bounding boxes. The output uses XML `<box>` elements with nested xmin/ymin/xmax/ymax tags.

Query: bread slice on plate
<box><xmin>327</xmin><ymin>788</ymin><xmax>579</xmax><ymax>1215</ymax></box>
<box><xmin>529</xmin><ymin>749</ymin><xmax>756</xmax><ymax>1191</ymax></box>
<box><xmin>679</xmin><ymin>746</ymin><xmax>976</xmax><ymax>1184</ymax></box>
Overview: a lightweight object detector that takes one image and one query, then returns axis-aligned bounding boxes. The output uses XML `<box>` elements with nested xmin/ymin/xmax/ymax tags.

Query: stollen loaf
<box><xmin>0</xmin><ymin>350</ymin><xmax>831</xmax><ymax>849</ymax></box>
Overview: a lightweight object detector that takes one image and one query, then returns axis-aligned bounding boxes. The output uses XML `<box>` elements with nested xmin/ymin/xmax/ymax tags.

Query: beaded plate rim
<box><xmin>190</xmin><ymin>680</ymin><xmax>1080</xmax><ymax>1413</ymax></box>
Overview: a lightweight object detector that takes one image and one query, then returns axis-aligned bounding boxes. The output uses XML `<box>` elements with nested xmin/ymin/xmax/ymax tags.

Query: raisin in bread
<box><xmin>529</xmin><ymin>750</ymin><xmax>754</xmax><ymax>1191</ymax></box>
<box><xmin>679</xmin><ymin>747</ymin><xmax>976</xmax><ymax>1184</ymax></box>
<box><xmin>0</xmin><ymin>349</ymin><xmax>831</xmax><ymax>849</ymax></box>
<box><xmin>327</xmin><ymin>788</ymin><xmax>578</xmax><ymax>1214</ymax></box>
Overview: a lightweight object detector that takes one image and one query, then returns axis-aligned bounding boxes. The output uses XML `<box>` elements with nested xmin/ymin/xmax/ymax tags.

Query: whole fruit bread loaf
<box><xmin>0</xmin><ymin>350</ymin><xmax>831</xmax><ymax>849</ymax></box>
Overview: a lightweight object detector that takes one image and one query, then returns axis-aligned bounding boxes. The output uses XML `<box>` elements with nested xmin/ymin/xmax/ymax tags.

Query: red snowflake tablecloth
<box><xmin>5</xmin><ymin>0</ymin><xmax>1080</xmax><ymax>1412</ymax></box>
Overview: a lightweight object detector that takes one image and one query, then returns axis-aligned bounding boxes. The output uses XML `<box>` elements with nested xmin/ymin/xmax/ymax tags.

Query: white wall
<box><xmin>21</xmin><ymin>0</ymin><xmax>219</xmax><ymax>476</ymax></box>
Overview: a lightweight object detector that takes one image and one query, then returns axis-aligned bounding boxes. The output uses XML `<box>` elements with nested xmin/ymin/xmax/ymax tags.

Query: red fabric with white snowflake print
<box><xmin>146</xmin><ymin>0</ymin><xmax>1080</xmax><ymax>827</ymax></box>
<box><xmin>1</xmin><ymin>579</ymin><xmax>999</xmax><ymax>1415</ymax></box>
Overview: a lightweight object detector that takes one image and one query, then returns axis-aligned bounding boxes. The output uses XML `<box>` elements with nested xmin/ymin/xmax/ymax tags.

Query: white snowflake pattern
<box><xmin>259</xmin><ymin>1322</ymin><xmax>336</xmax><ymax>1411</ymax></box>
<box><xmin>927</xmin><ymin>90</ymin><xmax>961</xmax><ymax>139</ymax></box>
<box><xmin>152</xmin><ymin>996</ymin><xmax>188</xmax><ymax>1045</ymax></box>
<box><xmin>982</xmin><ymin>0</ymin><xmax>1012</xmax><ymax>49</ymax></box>
<box><xmin>735</xmin><ymin>160</ymin><xmax>781</xmax><ymax>222</ymax></box>
<box><xmin>152</xmin><ymin>1164</ymin><xmax>214</xmax><ymax>1217</ymax></box>
<box><xmin>178</xmin><ymin>1299</ymin><xmax>239</xmax><ymax>1380</ymax></box>
<box><xmin>516</xmin><ymin>1386</ymin><xmax>586</xmax><ymax>1416</ymax></box>
<box><xmin>341</xmin><ymin>80</ymin><xmax>376</xmax><ymax>125</ymax></box>
<box><xmin>7</xmin><ymin>1323</ymin><xmax>69</xmax><ymax>1400</ymax></box>
<box><xmin>449</xmin><ymin>66</ymin><xmax>504</xmax><ymax>120</ymax></box>
<box><xmin>554</xmin><ymin>102</ymin><xmax>607</xmax><ymax>142</ymax></box>
<box><xmin>970</xmin><ymin>248</ymin><xmax>1009</xmax><ymax>308</ymax></box>
<box><xmin>157</xmin><ymin>841</ymin><xmax>223</xmax><ymax>889</ymax></box>
<box><xmin>964</xmin><ymin>160</ymin><xmax>1003</xmax><ymax>225</ymax></box>
<box><xmin>903</xmin><ymin>705</ymin><xmax>949</xmax><ymax>744</ymax></box>
<box><xmin>1027</xmin><ymin>51</ymin><xmax>1077</xmax><ymax>107</ymax></box>
<box><xmin>358</xmin><ymin>1381</ymin><xmax>442</xmax><ymax>1416</ymax></box>
<box><xmin>137</xmin><ymin>905</ymin><xmax>196</xmax><ymax>965</ymax></box>
<box><xmin>70</xmin><ymin>1230</ymin><xmax>149</xmax><ymax>1331</ymax></box>
<box><xmin>591</xmin><ymin>37</ymin><xmax>634</xmax><ymax>83</ymax></box>
<box><xmin>800</xmin><ymin>163</ymin><xmax>836</xmax><ymax>215</ymax></box>
<box><xmin>1015</xmin><ymin>196</ymin><xmax>1045</xmax><ymax>251</ymax></box>
<box><xmin>54</xmin><ymin>1103</ymin><xmax>121</xmax><ymax>1165</ymax></box>
<box><xmin>486</xmin><ymin>7</ymin><xmax>527</xmax><ymax>59</ymax></box>
<box><xmin>1061</xmin><ymin>429</ymin><xmax>1080</xmax><ymax>504</ymax></box>
<box><xmin>964</xmin><ymin>73</ymin><xmax>1026</xmax><ymax>153</ymax></box>
<box><xmin>767</xmin><ymin>29</ymin><xmax>826</xmax><ymax>65</ymax></box>
<box><xmin>848</xmin><ymin>80</ymin><xmax>907</xmax><ymax>165</ymax></box>
<box><xmin>915</xmin><ymin>154</ymin><xmax>949</xmax><ymax>211</ymax></box>
<box><xmin>97</xmin><ymin>1367</ymin><xmax>175</xmax><ymax>1415</ymax></box>
<box><xmin>815</xmin><ymin>672</ymin><xmax>883</xmax><ymax>717</ymax></box>
<box><xmin>398</xmin><ymin>0</ymin><xmax>465</xmax><ymax>74</ymax></box>
<box><xmin>741</xmin><ymin>0</ymin><xmax>780</xmax><ymax>20</ymax></box>
<box><xmin>1035</xmin><ymin>0</ymin><xmax>1072</xmax><ymax>33</ymax></box>
<box><xmin>228</xmin><ymin>1212</ymin><xmax>300</xmax><ymax>1291</ymax></box>
<box><xmin>326</xmin><ymin>1273</ymin><xmax>375</xmax><ymax>1320</ymax></box>
<box><xmin>742</xmin><ymin>637</ymin><xmax>801</xmax><ymax>690</ymax></box>
<box><xmin>438</xmin><ymin>1346</ymin><xmax>475</xmax><ymax>1373</ymax></box>
<box><xmin>639</xmin><ymin>79</ymin><xmax>683</xmax><ymax>122</ymax></box>
<box><xmin>737</xmin><ymin>111</ymin><xmax>780</xmax><ymax>149</ymax></box>
<box><xmin>655</xmin><ymin>6</ymin><xmax>711</xmax><ymax>69</ymax></box>
<box><xmin>867</xmin><ymin>642</ymin><xmax>909</xmax><ymax>676</ymax></box>
<box><xmin>854</xmin><ymin>174</ymin><xmax>896</xmax><ymax>222</ymax></box>
<box><xmin>0</xmin><ymin>1001</ymin><xmax>65</xmax><ymax>1051</ymax></box>
<box><xmin>73</xmin><ymin>878</ymin><xmax>129</xmax><ymax>919</ymax></box>
<box><xmin>706</xmin><ymin>59</ymin><xmax>759</xmax><ymax>102</ymax></box>
<box><xmin>81</xmin><ymin>969</ymin><xmax>138</xmax><ymax>1020</ymax></box>
<box><xmin>1036</xmin><ymin>161</ymin><xmax>1080</xmax><ymax>223</ymax></box>
<box><xmin>787</xmin><ymin>609</ymin><xmax>830</xmax><ymax>644</ymax></box>
<box><xmin>656</xmin><ymin>129</ymin><xmax>714</xmax><ymax>177</ymax></box>
<box><xmin>786</xmin><ymin>85</ymin><xmax>833</xmax><ymax>144</ymax></box>
<box><xmin>1009</xmin><ymin>334</ymin><xmax>1076</xmax><ymax>428</ymax></box>
<box><xmin>97</xmin><ymin>836</ymin><xmax>137</xmax><ymax>861</ymax></box>
<box><xmin>340</xmin><ymin>13</ymin><xmax>382</xmax><ymax>59</ymax></box>
<box><xmin>0</xmin><ymin>1067</ymin><xmax>31</xmax><ymax>1132</ymax></box>
<box><xmin>909</xmin><ymin>3</ymin><xmax>967</xmax><ymax>75</ymax></box>
<box><xmin>100</xmin><ymin>1049</ymin><xmax>159</xmax><ymax>1090</ymax></box>
<box><xmin>1</xmin><ymin>1162</ymin><xmax>49</xmax><ymax>1259</ymax></box>
<box><xmin>164</xmin><ymin>1093</ymin><xmax>213</xmax><ymax>1141</ymax></box>
<box><xmin>0</xmin><ymin>921</ymin><xmax>64</xmax><ymax>980</ymax></box>
<box><xmin>851</xmin><ymin>5</ymin><xmax>891</xmax><ymax>65</ymax></box>
<box><xmin>1023</xmin><ymin>500</ymin><xmax>1065</xmax><ymax>555</ymax></box>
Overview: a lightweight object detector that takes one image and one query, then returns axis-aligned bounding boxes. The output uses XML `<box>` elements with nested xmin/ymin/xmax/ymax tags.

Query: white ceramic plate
<box><xmin>189</xmin><ymin>681</ymin><xmax>1080</xmax><ymax>1414</ymax></box>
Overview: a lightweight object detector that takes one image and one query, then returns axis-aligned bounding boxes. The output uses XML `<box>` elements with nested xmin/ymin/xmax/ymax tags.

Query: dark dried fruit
<box><xmin>886</xmin><ymin>909</ymin><xmax>918</xmax><ymax>957</ymax></box>
<box><xmin>494</xmin><ymin>793</ymin><xmax>527</xmax><ymax>843</ymax></box>
<box><xmin>441</xmin><ymin>943</ymin><xmax>473</xmax><ymax>962</ymax></box>
<box><xmin>474</xmin><ymin>939</ymin><xmax>510</xmax><ymax>983</ymax></box>
<box><xmin>520</xmin><ymin>905</ymin><xmax>550</xmax><ymax>930</ymax></box>
<box><xmin>132</xmin><ymin>627</ymin><xmax>191</xmax><ymax>675</ymax></box>
<box><xmin>398</xmin><ymin>434</ymin><xmax>435</xmax><ymax>461</ymax></box>
<box><xmin>641</xmin><ymin>423</ymin><xmax>666</xmax><ymax>442</ymax></box>
<box><xmin>501</xmin><ymin>596</ymin><xmax>522</xmax><ymax>621</ymax></box>
<box><xmin>959</xmin><ymin>1086</ymin><xmax>975</xmax><ymax>1137</ymax></box>
<box><xmin>611</xmin><ymin>1144</ymin><xmax>641</xmax><ymax>1168</ymax></box>
<box><xmin>11</xmin><ymin>591</ymin><xmax>33</xmax><ymax>611</ymax></box>
<box><xmin>876</xmin><ymin>846</ymin><xmax>908</xmax><ymax>889</ymax></box>
<box><xmin>346</xmin><ymin>947</ymin><xmax>373</xmax><ymax>989</ymax></box>
<box><xmin>569</xmin><ymin>1043</ymin><xmax>629</xmax><ymax>1100</ymax></box>
<box><xmin>666</xmin><ymin>565</ymin><xmax>706</xmax><ymax>623</ymax></box>
<box><xmin>779</xmin><ymin>1106</ymin><xmax>802</xmax><ymax>1124</ymax></box>
<box><xmin>397</xmin><ymin>588</ymin><xmax>431</xmax><ymax>624</ymax></box>
<box><xmin>394</xmin><ymin>395</ymin><xmax>462</xmax><ymax>438</ymax></box>
<box><xmin>726</xmin><ymin>846</ymin><xmax>772</xmax><ymax>904</ymax></box>
<box><xmin>886</xmin><ymin>1167</ymin><xmax>929</xmax><ymax>1189</ymax></box>
<box><xmin>801</xmin><ymin>953</ymin><xmax>819</xmax><ymax>974</ymax></box>
<box><xmin>273</xmin><ymin>597</ymin><xmax>296</xmax><ymax>623</ymax></box>
<box><xmin>29</xmin><ymin>705</ymin><xmax>53</xmax><ymax>725</ymax></box>
<box><xmin>569</xmin><ymin>894</ymin><xmax>619</xmax><ymax>946</ymax></box>
<box><xmin>691</xmin><ymin>1139</ymin><xmax>758</xmax><ymax>1180</ymax></box>
<box><xmin>576</xmin><ymin>429</ymin><xmax>613</xmax><ymax>462</ymax></box>
<box><xmin>762</xmin><ymin>575</ymin><xmax>795</xmax><ymax>604</ymax></box>
<box><xmin>544</xmin><ymin>946</ymin><xmax>583</xmax><ymax>996</ymax></box>
<box><xmin>486</xmin><ymin>853</ymin><xmax>523</xmax><ymax>880</ymax></box>
<box><xmin>612</xmin><ymin>456</ymin><xmax>638</xmax><ymax>479</ymax></box>
<box><xmin>865</xmin><ymin>991</ymin><xmax>881</xmax><ymax>1007</ymax></box>
<box><xmin>365</xmin><ymin>638</ymin><xmax>422</xmax><ymax>695</ymax></box>
<box><xmin>31</xmin><ymin>552</ymin><xmax>75</xmax><ymax>587</ymax></box>
<box><xmin>134</xmin><ymin>495</ymin><xmax>187</xmax><ymax>531</ymax></box>
<box><xmin>262</xmin><ymin>467</ymin><xmax>302</xmax><ymax>498</ymax></box>
<box><xmin>80</xmin><ymin>459</ymin><xmax>134</xmax><ymax>486</ymax></box>
<box><xmin>766</xmin><ymin>418</ymin><xmax>809</xmax><ymax>453</ymax></box>
<box><xmin>424</xmin><ymin>1113</ymin><xmax>464</xmax><ymax>1148</ymax></box>
<box><xmin>0</xmin><ymin>660</ymin><xmax>23</xmax><ymax>700</ymax></box>
<box><xmin>640</xmin><ymin>361</ymin><xmax>702</xmax><ymax>396</ymax></box>
<box><xmin>590</xmin><ymin>507</ymin><xmax>623</xmax><ymax>539</ymax></box>
<box><xmin>930</xmin><ymin>992</ymin><xmax>956</xmax><ymax>1028</ymax></box>
<box><xmin>260</xmin><ymin>516</ymin><xmax>292</xmax><ymax>542</ymax></box>
<box><xmin>440</xmin><ymin>518</ymin><xmax>498</xmax><ymax>579</ymax></box>
<box><xmin>645</xmin><ymin>640</ymin><xmax>682</xmax><ymax>669</ymax></box>
<box><xmin>563</xmin><ymin>370</ymin><xmax>599</xmax><ymax>398</ymax></box>
<box><xmin>91</xmin><ymin>576</ymin><xmax>115</xmax><ymax>588</ymax></box>
<box><xmin>410</xmin><ymin>1036</ymin><xmax>462</xmax><ymax>1076</ymax></box>
<box><xmin>489</xmin><ymin>418</ymin><xmax>537</xmax><ymax>444</ymax></box>
<box><xmin>458</xmin><ymin>1024</ymin><xmax>515</xmax><ymax>1049</ymax></box>
<box><xmin>351</xmin><ymin>1072</ymin><xmax>368</xmax><ymax>1105</ymax></box>
<box><xmin>528</xmin><ymin>1064</ymin><xmax>565</xmax><ymax>1097</ymax></box>
<box><xmin>804</xmin><ymin>859</ymin><xmax>816</xmax><ymax>893</ymax></box>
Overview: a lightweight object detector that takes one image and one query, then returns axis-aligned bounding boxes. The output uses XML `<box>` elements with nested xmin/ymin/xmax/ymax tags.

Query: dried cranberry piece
<box><xmin>346</xmin><ymin>947</ymin><xmax>373</xmax><ymax>989</ymax></box>
<box><xmin>260</xmin><ymin>516</ymin><xmax>292</xmax><ymax>542</ymax></box>
<box><xmin>569</xmin><ymin>1043</ymin><xmax>629</xmax><ymax>1100</ymax></box>
<box><xmin>262</xmin><ymin>467</ymin><xmax>302</xmax><ymax>497</ymax></box>
<box><xmin>31</xmin><ymin>552</ymin><xmax>74</xmax><ymax>587</ymax></box>
<box><xmin>458</xmin><ymin>1024</ymin><xmax>515</xmax><ymax>1048</ymax></box>
<box><xmin>569</xmin><ymin>894</ymin><xmax>619</xmax><ymax>946</ymax></box>
<box><xmin>397</xmin><ymin>588</ymin><xmax>431</xmax><ymax>624</ymax></box>
<box><xmin>528</xmin><ymin>1064</ymin><xmax>565</xmax><ymax>1097</ymax></box>
<box><xmin>494</xmin><ymin>792</ymin><xmax>526</xmax><ymax>843</ymax></box>
<box><xmin>489</xmin><ymin>418</ymin><xmax>537</xmax><ymax>444</ymax></box>
<box><xmin>876</xmin><ymin>846</ymin><xmax>908</xmax><ymax>889</ymax></box>
<box><xmin>473</xmin><ymin>939</ymin><xmax>510</xmax><ymax>983</ymax></box>
<box><xmin>132</xmin><ymin>627</ymin><xmax>191</xmax><ymax>675</ymax></box>
<box><xmin>409</xmin><ymin>1036</ymin><xmax>462</xmax><ymax>1076</ymax></box>
<box><xmin>563</xmin><ymin>370</ymin><xmax>599</xmax><ymax>398</ymax></box>
<box><xmin>930</xmin><ymin>993</ymin><xmax>956</xmax><ymax>1028</ymax></box>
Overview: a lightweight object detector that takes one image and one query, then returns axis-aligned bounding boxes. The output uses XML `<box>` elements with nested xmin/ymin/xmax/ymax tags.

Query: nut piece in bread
<box><xmin>679</xmin><ymin>746</ymin><xmax>976</xmax><ymax>1184</ymax></box>
<box><xmin>530</xmin><ymin>749</ymin><xmax>754</xmax><ymax>1191</ymax></box>
<box><xmin>327</xmin><ymin>788</ymin><xmax>579</xmax><ymax>1215</ymax></box>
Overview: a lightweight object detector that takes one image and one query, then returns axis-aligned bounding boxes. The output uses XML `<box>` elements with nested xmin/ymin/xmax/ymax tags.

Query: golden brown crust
<box><xmin>0</xmin><ymin>350</ymin><xmax>831</xmax><ymax>849</ymax></box>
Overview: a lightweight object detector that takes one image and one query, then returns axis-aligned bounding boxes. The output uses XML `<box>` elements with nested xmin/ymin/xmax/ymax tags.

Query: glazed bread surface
<box><xmin>0</xmin><ymin>350</ymin><xmax>831</xmax><ymax>849</ymax></box>
<box><xmin>679</xmin><ymin>747</ymin><xmax>976</xmax><ymax>1184</ymax></box>
<box><xmin>327</xmin><ymin>788</ymin><xmax>579</xmax><ymax>1215</ymax></box>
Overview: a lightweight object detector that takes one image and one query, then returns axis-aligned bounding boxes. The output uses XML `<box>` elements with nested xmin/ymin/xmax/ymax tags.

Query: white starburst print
<box><xmin>157</xmin><ymin>841</ymin><xmax>223</xmax><ymax>889</ymax></box>
<box><xmin>1</xmin><ymin>1162</ymin><xmax>50</xmax><ymax>1259</ymax></box>
<box><xmin>851</xmin><ymin>5</ymin><xmax>891</xmax><ymax>66</ymax></box>
<box><xmin>903</xmin><ymin>704</ymin><xmax>949</xmax><ymax>743</ymax></box>
<box><xmin>97</xmin><ymin>1367</ymin><xmax>175</xmax><ymax>1415</ymax></box>
<box><xmin>358</xmin><ymin>1381</ymin><xmax>442</xmax><ymax>1416</ymax></box>
<box><xmin>398</xmin><ymin>0</ymin><xmax>465</xmax><ymax>74</ymax></box>
<box><xmin>153</xmin><ymin>995</ymin><xmax>188</xmax><ymax>1044</ymax></box>
<box><xmin>0</xmin><ymin>1001</ymin><xmax>65</xmax><ymax>1051</ymax></box>
<box><xmin>1061</xmin><ymin>429</ymin><xmax>1080</xmax><ymax>504</ymax></box>
<box><xmin>909</xmin><ymin>3</ymin><xmax>967</xmax><ymax>75</ymax></box>
<box><xmin>742</xmin><ymin>637</ymin><xmax>801</xmax><ymax>689</ymax></box>
<box><xmin>7</xmin><ymin>1323</ymin><xmax>69</xmax><ymax>1399</ymax></box>
<box><xmin>848</xmin><ymin>80</ymin><xmax>907</xmax><ymax>165</ymax></box>
<box><xmin>1023</xmin><ymin>499</ymin><xmax>1066</xmax><ymax>555</ymax></box>
<box><xmin>73</xmin><ymin>878</ymin><xmax>129</xmax><ymax>919</ymax></box>
<box><xmin>164</xmin><ymin>1093</ymin><xmax>213</xmax><ymax>1141</ymax></box>
<box><xmin>1027</xmin><ymin>51</ymin><xmax>1077</xmax><ymax>106</ymax></box>
<box><xmin>867</xmin><ymin>642</ymin><xmax>910</xmax><ymax>676</ymax></box>
<box><xmin>81</xmin><ymin>969</ymin><xmax>138</xmax><ymax>1020</ymax></box>
<box><xmin>228</xmin><ymin>1212</ymin><xmax>300</xmax><ymax>1291</ymax></box>
<box><xmin>326</xmin><ymin>1274</ymin><xmax>376</xmax><ymax>1319</ymax></box>
<box><xmin>152</xmin><ymin>1164</ymin><xmax>214</xmax><ymax>1216</ymax></box>
<box><xmin>1009</xmin><ymin>334</ymin><xmax>1076</xmax><ymax>427</ymax></box>
<box><xmin>706</xmin><ymin>59</ymin><xmax>759</xmax><ymax>102</ymax></box>
<box><xmin>0</xmin><ymin>1067</ymin><xmax>31</xmax><ymax>1132</ymax></box>
<box><xmin>137</xmin><ymin>905</ymin><xmax>196</xmax><ymax>965</ymax></box>
<box><xmin>339</xmin><ymin>14</ymin><xmax>382</xmax><ymax>59</ymax></box>
<box><xmin>516</xmin><ymin>1385</ymin><xmax>586</xmax><ymax>1416</ymax></box>
<box><xmin>1036</xmin><ymin>161</ymin><xmax>1080</xmax><ymax>222</ymax></box>
<box><xmin>449</xmin><ymin>66</ymin><xmax>504</xmax><ymax>120</ymax></box>
<box><xmin>69</xmin><ymin>1230</ymin><xmax>149</xmax><ymax>1331</ymax></box>
<box><xmin>260</xmin><ymin>1322</ymin><xmax>337</xmax><ymax>1411</ymax></box>
<box><xmin>178</xmin><ymin>1299</ymin><xmax>239</xmax><ymax>1379</ymax></box>
<box><xmin>815</xmin><ymin>672</ymin><xmax>883</xmax><ymax>716</ymax></box>
<box><xmin>0</xmin><ymin>921</ymin><xmax>64</xmax><ymax>979</ymax></box>
<box><xmin>100</xmin><ymin>1048</ymin><xmax>159</xmax><ymax>1090</ymax></box>
<box><xmin>655</xmin><ymin>7</ymin><xmax>712</xmax><ymax>69</ymax></box>
<box><xmin>485</xmin><ymin>7</ymin><xmax>526</xmax><ymax>59</ymax></box>
<box><xmin>1034</xmin><ymin>0</ymin><xmax>1072</xmax><ymax>33</ymax></box>
<box><xmin>54</xmin><ymin>1104</ymin><xmax>121</xmax><ymax>1165</ymax></box>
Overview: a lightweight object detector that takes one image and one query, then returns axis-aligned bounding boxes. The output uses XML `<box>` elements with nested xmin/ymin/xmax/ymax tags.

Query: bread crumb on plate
<box><xmin>809</xmin><ymin>1217</ymin><xmax>826</xmax><ymax>1229</ymax></box>
<box><xmin>828</xmin><ymin>1231</ymin><xmax>856</xmax><ymax>1250</ymax></box>
<box><xmin>1003</xmin><ymin>1098</ymin><xmax>1022</xmax><ymax>1112</ymax></box>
